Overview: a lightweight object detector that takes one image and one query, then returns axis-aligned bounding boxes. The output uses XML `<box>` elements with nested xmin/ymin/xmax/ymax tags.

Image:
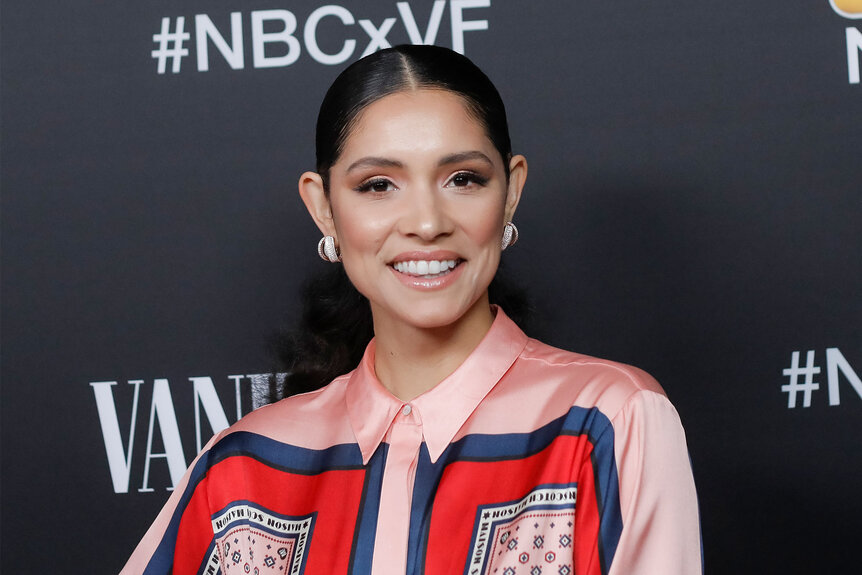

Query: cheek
<box><xmin>459</xmin><ymin>201</ymin><xmax>505</xmax><ymax>289</ymax></box>
<box><xmin>331</xmin><ymin>206</ymin><xmax>390</xmax><ymax>300</ymax></box>
<box><xmin>475</xmin><ymin>214</ymin><xmax>503</xmax><ymax>244</ymax></box>
<box><xmin>332</xmin><ymin>198</ymin><xmax>388</xmax><ymax>250</ymax></box>
<box><xmin>465</xmin><ymin>201</ymin><xmax>506</xmax><ymax>246</ymax></box>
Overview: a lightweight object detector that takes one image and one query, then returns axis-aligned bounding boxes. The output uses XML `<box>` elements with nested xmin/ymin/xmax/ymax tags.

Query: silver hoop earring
<box><xmin>501</xmin><ymin>221</ymin><xmax>519</xmax><ymax>250</ymax></box>
<box><xmin>317</xmin><ymin>236</ymin><xmax>341</xmax><ymax>263</ymax></box>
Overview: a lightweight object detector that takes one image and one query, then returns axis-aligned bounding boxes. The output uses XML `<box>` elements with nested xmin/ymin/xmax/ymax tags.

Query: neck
<box><xmin>372</xmin><ymin>296</ymin><xmax>495</xmax><ymax>401</ymax></box>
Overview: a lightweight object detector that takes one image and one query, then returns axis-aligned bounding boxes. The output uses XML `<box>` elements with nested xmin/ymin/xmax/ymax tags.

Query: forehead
<box><xmin>338</xmin><ymin>89</ymin><xmax>495</xmax><ymax>163</ymax></box>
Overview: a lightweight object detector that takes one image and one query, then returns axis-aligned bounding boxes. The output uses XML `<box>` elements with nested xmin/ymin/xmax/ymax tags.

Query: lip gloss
<box><xmin>389</xmin><ymin>260</ymin><xmax>465</xmax><ymax>290</ymax></box>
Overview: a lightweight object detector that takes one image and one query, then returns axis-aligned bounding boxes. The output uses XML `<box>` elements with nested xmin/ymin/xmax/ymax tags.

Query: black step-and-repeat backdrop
<box><xmin>2</xmin><ymin>1</ymin><xmax>860</xmax><ymax>572</ymax></box>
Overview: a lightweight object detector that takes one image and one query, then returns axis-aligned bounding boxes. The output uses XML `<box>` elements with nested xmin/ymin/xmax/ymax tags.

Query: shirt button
<box><xmin>401</xmin><ymin>404</ymin><xmax>412</xmax><ymax>416</ymax></box>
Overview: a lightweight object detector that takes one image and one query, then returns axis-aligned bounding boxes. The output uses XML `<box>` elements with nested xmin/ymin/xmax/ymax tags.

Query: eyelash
<box><xmin>447</xmin><ymin>171</ymin><xmax>488</xmax><ymax>188</ymax></box>
<box><xmin>353</xmin><ymin>171</ymin><xmax>489</xmax><ymax>193</ymax></box>
<box><xmin>354</xmin><ymin>178</ymin><xmax>395</xmax><ymax>193</ymax></box>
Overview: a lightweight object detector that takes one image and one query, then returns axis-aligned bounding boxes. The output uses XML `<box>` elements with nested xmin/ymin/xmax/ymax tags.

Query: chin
<box><xmin>391</xmin><ymin>294</ymin><xmax>489</xmax><ymax>332</ymax></box>
<box><xmin>398</xmin><ymin>308</ymin><xmax>467</xmax><ymax>330</ymax></box>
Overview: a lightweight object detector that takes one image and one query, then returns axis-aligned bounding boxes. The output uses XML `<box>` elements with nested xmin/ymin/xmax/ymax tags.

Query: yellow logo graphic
<box><xmin>830</xmin><ymin>0</ymin><xmax>862</xmax><ymax>18</ymax></box>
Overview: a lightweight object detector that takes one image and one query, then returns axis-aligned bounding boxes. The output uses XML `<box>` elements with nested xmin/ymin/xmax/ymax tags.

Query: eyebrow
<box><xmin>437</xmin><ymin>151</ymin><xmax>495</xmax><ymax>168</ymax></box>
<box><xmin>346</xmin><ymin>157</ymin><xmax>404</xmax><ymax>173</ymax></box>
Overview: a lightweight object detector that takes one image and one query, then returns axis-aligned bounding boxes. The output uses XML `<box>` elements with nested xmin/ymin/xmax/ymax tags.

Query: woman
<box><xmin>122</xmin><ymin>45</ymin><xmax>701</xmax><ymax>575</ymax></box>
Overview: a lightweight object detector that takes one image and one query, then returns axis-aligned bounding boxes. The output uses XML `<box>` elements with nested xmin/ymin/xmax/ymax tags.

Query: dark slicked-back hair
<box><xmin>315</xmin><ymin>45</ymin><xmax>512</xmax><ymax>189</ymax></box>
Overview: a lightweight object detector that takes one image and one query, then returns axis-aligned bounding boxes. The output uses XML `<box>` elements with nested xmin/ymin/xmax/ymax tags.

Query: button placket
<box><xmin>371</xmin><ymin>407</ymin><xmax>423</xmax><ymax>575</ymax></box>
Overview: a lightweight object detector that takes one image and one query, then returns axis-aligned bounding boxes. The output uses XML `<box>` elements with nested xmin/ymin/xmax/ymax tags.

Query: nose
<box><xmin>397</xmin><ymin>185</ymin><xmax>454</xmax><ymax>242</ymax></box>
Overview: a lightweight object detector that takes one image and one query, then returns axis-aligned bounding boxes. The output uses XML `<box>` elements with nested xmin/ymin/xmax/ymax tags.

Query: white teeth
<box><xmin>393</xmin><ymin>259</ymin><xmax>459</xmax><ymax>276</ymax></box>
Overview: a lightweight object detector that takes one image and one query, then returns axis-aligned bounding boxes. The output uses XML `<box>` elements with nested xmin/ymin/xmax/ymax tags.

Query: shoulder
<box><xmin>513</xmin><ymin>339</ymin><xmax>689</xmax><ymax>453</ymax></box>
<box><xmin>206</xmin><ymin>372</ymin><xmax>356</xmax><ymax>452</ymax></box>
<box><xmin>522</xmin><ymin>338</ymin><xmax>664</xmax><ymax>392</ymax></box>
<box><xmin>507</xmin><ymin>337</ymin><xmax>670</xmax><ymax>421</ymax></box>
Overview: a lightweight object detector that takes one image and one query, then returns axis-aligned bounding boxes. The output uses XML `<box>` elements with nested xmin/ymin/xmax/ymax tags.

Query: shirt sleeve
<box><xmin>120</xmin><ymin>433</ymin><xmax>223</xmax><ymax>575</ymax></box>
<box><xmin>606</xmin><ymin>389</ymin><xmax>702</xmax><ymax>575</ymax></box>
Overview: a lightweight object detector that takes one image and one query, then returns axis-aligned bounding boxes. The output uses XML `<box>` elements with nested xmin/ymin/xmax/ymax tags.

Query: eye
<box><xmin>445</xmin><ymin>171</ymin><xmax>489</xmax><ymax>188</ymax></box>
<box><xmin>355</xmin><ymin>177</ymin><xmax>396</xmax><ymax>193</ymax></box>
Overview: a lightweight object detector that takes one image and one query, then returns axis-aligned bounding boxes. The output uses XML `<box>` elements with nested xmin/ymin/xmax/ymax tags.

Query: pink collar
<box><xmin>345</xmin><ymin>308</ymin><xmax>529</xmax><ymax>464</ymax></box>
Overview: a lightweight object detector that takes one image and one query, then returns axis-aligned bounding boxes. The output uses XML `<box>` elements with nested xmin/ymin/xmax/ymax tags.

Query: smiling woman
<box><xmin>122</xmin><ymin>46</ymin><xmax>703</xmax><ymax>575</ymax></box>
<box><xmin>300</xmin><ymin>88</ymin><xmax>525</xmax><ymax>400</ymax></box>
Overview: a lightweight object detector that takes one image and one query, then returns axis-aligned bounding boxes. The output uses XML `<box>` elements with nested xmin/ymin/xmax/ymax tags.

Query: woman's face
<box><xmin>302</xmin><ymin>89</ymin><xmax>525</xmax><ymax>333</ymax></box>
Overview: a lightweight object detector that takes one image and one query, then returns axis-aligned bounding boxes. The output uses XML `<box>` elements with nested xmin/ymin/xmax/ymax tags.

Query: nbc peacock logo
<box><xmin>830</xmin><ymin>0</ymin><xmax>862</xmax><ymax>18</ymax></box>
<box><xmin>833</xmin><ymin>0</ymin><xmax>862</xmax><ymax>84</ymax></box>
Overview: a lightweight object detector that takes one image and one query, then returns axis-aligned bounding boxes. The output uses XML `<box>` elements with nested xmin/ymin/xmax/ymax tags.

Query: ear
<box><xmin>504</xmin><ymin>154</ymin><xmax>527</xmax><ymax>222</ymax></box>
<box><xmin>298</xmin><ymin>171</ymin><xmax>337</xmax><ymax>237</ymax></box>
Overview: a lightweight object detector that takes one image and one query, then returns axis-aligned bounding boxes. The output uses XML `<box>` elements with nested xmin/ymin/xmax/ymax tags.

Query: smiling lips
<box><xmin>392</xmin><ymin>259</ymin><xmax>460</xmax><ymax>277</ymax></box>
<box><xmin>388</xmin><ymin>254</ymin><xmax>465</xmax><ymax>289</ymax></box>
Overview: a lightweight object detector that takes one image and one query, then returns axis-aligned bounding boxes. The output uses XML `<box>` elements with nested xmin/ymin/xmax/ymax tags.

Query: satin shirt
<box><xmin>121</xmin><ymin>309</ymin><xmax>702</xmax><ymax>575</ymax></box>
